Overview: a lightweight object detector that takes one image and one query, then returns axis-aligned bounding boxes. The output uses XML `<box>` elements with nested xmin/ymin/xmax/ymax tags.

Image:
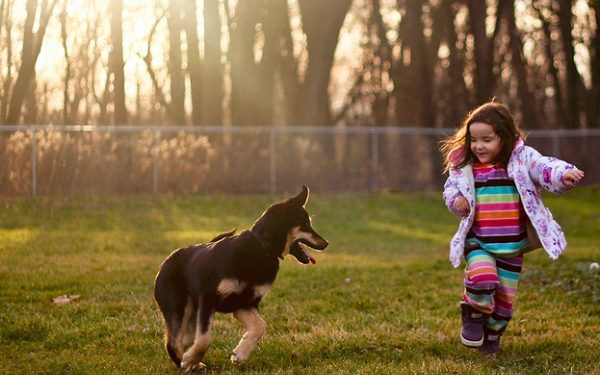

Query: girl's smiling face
<box><xmin>469</xmin><ymin>122</ymin><xmax>502</xmax><ymax>164</ymax></box>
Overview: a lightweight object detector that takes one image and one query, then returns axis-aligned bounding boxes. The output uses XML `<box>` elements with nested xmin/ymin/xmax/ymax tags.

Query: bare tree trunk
<box><xmin>504</xmin><ymin>0</ymin><xmax>537</xmax><ymax>128</ymax></box>
<box><xmin>59</xmin><ymin>2</ymin><xmax>71</xmax><ymax>124</ymax></box>
<box><xmin>141</xmin><ymin>10</ymin><xmax>172</xmax><ymax>117</ymax></box>
<box><xmin>466</xmin><ymin>0</ymin><xmax>504</xmax><ymax>105</ymax></box>
<box><xmin>0</xmin><ymin>0</ymin><xmax>13</xmax><ymax>123</ymax></box>
<box><xmin>557</xmin><ymin>0</ymin><xmax>580</xmax><ymax>128</ymax></box>
<box><xmin>254</xmin><ymin>0</ymin><xmax>289</xmax><ymax>126</ymax></box>
<box><xmin>588</xmin><ymin>0</ymin><xmax>600</xmax><ymax>128</ymax></box>
<box><xmin>277</xmin><ymin>1</ymin><xmax>302</xmax><ymax>125</ymax></box>
<box><xmin>202</xmin><ymin>0</ymin><xmax>223</xmax><ymax>126</ymax></box>
<box><xmin>390</xmin><ymin>1</ymin><xmax>442</xmax><ymax>188</ymax></box>
<box><xmin>533</xmin><ymin>0</ymin><xmax>567</xmax><ymax>128</ymax></box>
<box><xmin>24</xmin><ymin>70</ymin><xmax>37</xmax><ymax>124</ymax></box>
<box><xmin>405</xmin><ymin>0</ymin><xmax>435</xmax><ymax>127</ymax></box>
<box><xmin>98</xmin><ymin>68</ymin><xmax>111</xmax><ymax>124</ymax></box>
<box><xmin>5</xmin><ymin>0</ymin><xmax>58</xmax><ymax>124</ymax></box>
<box><xmin>369</xmin><ymin>0</ymin><xmax>393</xmax><ymax>126</ymax></box>
<box><xmin>84</xmin><ymin>9</ymin><xmax>101</xmax><ymax>125</ymax></box>
<box><xmin>183</xmin><ymin>0</ymin><xmax>202</xmax><ymax>125</ymax></box>
<box><xmin>442</xmin><ymin>0</ymin><xmax>469</xmax><ymax>127</ymax></box>
<box><xmin>298</xmin><ymin>0</ymin><xmax>352</xmax><ymax>126</ymax></box>
<box><xmin>229</xmin><ymin>0</ymin><xmax>261</xmax><ymax>125</ymax></box>
<box><xmin>0</xmin><ymin>0</ymin><xmax>5</xmax><ymax>33</ymax></box>
<box><xmin>167</xmin><ymin>0</ymin><xmax>186</xmax><ymax>125</ymax></box>
<box><xmin>392</xmin><ymin>0</ymin><xmax>435</xmax><ymax>127</ymax></box>
<box><xmin>110</xmin><ymin>0</ymin><xmax>127</xmax><ymax>124</ymax></box>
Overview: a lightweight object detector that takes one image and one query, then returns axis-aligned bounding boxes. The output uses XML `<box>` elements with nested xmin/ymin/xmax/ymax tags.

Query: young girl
<box><xmin>440</xmin><ymin>101</ymin><xmax>584</xmax><ymax>356</ymax></box>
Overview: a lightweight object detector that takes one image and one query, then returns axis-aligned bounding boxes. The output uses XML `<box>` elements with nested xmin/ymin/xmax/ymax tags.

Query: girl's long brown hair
<box><xmin>440</xmin><ymin>101</ymin><xmax>525</xmax><ymax>172</ymax></box>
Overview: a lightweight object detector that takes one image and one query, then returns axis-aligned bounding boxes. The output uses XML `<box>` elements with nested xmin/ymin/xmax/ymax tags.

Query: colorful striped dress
<box><xmin>466</xmin><ymin>163</ymin><xmax>529</xmax><ymax>257</ymax></box>
<box><xmin>462</xmin><ymin>163</ymin><xmax>527</xmax><ymax>325</ymax></box>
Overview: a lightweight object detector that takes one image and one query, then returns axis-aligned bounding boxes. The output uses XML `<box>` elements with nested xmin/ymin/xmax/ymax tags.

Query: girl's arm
<box><xmin>526</xmin><ymin>146</ymin><xmax>584</xmax><ymax>193</ymax></box>
<box><xmin>562</xmin><ymin>169</ymin><xmax>585</xmax><ymax>187</ymax></box>
<box><xmin>443</xmin><ymin>170</ymin><xmax>469</xmax><ymax>217</ymax></box>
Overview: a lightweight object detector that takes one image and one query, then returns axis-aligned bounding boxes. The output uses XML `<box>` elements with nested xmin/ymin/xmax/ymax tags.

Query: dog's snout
<box><xmin>311</xmin><ymin>234</ymin><xmax>329</xmax><ymax>250</ymax></box>
<box><xmin>319</xmin><ymin>237</ymin><xmax>329</xmax><ymax>249</ymax></box>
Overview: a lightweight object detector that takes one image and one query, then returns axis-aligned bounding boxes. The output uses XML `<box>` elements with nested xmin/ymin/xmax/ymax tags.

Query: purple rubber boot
<box><xmin>460</xmin><ymin>303</ymin><xmax>486</xmax><ymax>348</ymax></box>
<box><xmin>479</xmin><ymin>327</ymin><xmax>503</xmax><ymax>356</ymax></box>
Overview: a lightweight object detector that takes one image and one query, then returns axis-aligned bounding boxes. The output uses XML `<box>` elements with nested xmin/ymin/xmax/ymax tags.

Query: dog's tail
<box><xmin>166</xmin><ymin>341</ymin><xmax>182</xmax><ymax>368</ymax></box>
<box><xmin>157</xmin><ymin>286</ymin><xmax>188</xmax><ymax>368</ymax></box>
<box><xmin>155</xmin><ymin>250</ymin><xmax>191</xmax><ymax>368</ymax></box>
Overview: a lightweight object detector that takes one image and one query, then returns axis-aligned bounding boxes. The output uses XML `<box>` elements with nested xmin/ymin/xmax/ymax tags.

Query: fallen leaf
<box><xmin>52</xmin><ymin>294</ymin><xmax>81</xmax><ymax>305</ymax></box>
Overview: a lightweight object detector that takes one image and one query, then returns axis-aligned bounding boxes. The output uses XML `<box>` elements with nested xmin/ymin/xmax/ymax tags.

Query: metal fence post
<box><xmin>269</xmin><ymin>128</ymin><xmax>276</xmax><ymax>195</ymax></box>
<box><xmin>31</xmin><ymin>130</ymin><xmax>37</xmax><ymax>197</ymax></box>
<box><xmin>370</xmin><ymin>129</ymin><xmax>379</xmax><ymax>192</ymax></box>
<box><xmin>152</xmin><ymin>130</ymin><xmax>159</xmax><ymax>193</ymax></box>
<box><xmin>552</xmin><ymin>133</ymin><xmax>560</xmax><ymax>158</ymax></box>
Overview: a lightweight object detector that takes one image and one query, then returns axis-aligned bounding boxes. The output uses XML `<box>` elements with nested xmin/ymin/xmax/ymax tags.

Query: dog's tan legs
<box><xmin>180</xmin><ymin>304</ymin><xmax>213</xmax><ymax>372</ymax></box>
<box><xmin>230</xmin><ymin>308</ymin><xmax>266</xmax><ymax>364</ymax></box>
<box><xmin>178</xmin><ymin>297</ymin><xmax>196</xmax><ymax>351</ymax></box>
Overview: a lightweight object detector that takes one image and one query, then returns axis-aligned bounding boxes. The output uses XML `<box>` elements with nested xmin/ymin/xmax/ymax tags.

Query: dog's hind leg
<box><xmin>180</xmin><ymin>297</ymin><xmax>214</xmax><ymax>372</ymax></box>
<box><xmin>230</xmin><ymin>308</ymin><xmax>266</xmax><ymax>364</ymax></box>
<box><xmin>181</xmin><ymin>300</ymin><xmax>197</xmax><ymax>351</ymax></box>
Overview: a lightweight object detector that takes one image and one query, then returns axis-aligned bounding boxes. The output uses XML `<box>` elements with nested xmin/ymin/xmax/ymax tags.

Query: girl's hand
<box><xmin>562</xmin><ymin>169</ymin><xmax>585</xmax><ymax>187</ymax></box>
<box><xmin>453</xmin><ymin>197</ymin><xmax>470</xmax><ymax>217</ymax></box>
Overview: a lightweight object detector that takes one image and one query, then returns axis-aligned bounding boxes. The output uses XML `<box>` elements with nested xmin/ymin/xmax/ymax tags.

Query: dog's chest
<box><xmin>217</xmin><ymin>278</ymin><xmax>272</xmax><ymax>300</ymax></box>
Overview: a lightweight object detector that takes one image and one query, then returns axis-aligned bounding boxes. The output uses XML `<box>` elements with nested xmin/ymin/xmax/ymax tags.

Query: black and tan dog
<box><xmin>154</xmin><ymin>186</ymin><xmax>328</xmax><ymax>371</ymax></box>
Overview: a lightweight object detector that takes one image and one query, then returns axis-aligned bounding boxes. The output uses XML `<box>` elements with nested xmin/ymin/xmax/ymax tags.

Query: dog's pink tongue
<box><xmin>309</xmin><ymin>255</ymin><xmax>316</xmax><ymax>264</ymax></box>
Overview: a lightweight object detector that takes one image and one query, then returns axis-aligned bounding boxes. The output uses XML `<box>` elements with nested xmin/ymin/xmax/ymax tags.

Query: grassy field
<box><xmin>0</xmin><ymin>188</ymin><xmax>599</xmax><ymax>374</ymax></box>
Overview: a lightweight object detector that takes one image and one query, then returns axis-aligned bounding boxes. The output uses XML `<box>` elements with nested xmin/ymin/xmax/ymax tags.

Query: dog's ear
<box><xmin>290</xmin><ymin>185</ymin><xmax>309</xmax><ymax>207</ymax></box>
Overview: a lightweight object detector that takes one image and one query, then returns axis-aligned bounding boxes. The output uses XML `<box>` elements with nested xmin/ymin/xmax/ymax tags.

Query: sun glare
<box><xmin>31</xmin><ymin>0</ymin><xmax>209</xmax><ymax>113</ymax></box>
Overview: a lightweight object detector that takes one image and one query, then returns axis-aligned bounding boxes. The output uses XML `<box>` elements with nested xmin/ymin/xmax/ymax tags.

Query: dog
<box><xmin>154</xmin><ymin>186</ymin><xmax>328</xmax><ymax>371</ymax></box>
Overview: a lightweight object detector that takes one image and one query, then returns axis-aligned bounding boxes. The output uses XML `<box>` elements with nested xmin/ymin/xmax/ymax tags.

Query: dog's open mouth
<box><xmin>289</xmin><ymin>241</ymin><xmax>317</xmax><ymax>265</ymax></box>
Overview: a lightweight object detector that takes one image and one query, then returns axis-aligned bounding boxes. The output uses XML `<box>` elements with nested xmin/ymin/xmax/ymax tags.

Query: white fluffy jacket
<box><xmin>443</xmin><ymin>139</ymin><xmax>578</xmax><ymax>267</ymax></box>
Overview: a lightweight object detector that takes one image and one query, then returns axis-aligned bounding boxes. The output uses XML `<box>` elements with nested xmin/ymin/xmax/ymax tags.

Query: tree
<box><xmin>229</xmin><ymin>0</ymin><xmax>261</xmax><ymax>126</ymax></box>
<box><xmin>109</xmin><ymin>0</ymin><xmax>127</xmax><ymax>124</ymax></box>
<box><xmin>167</xmin><ymin>0</ymin><xmax>185</xmax><ymax>124</ymax></box>
<box><xmin>532</xmin><ymin>0</ymin><xmax>567</xmax><ymax>128</ymax></box>
<box><xmin>466</xmin><ymin>0</ymin><xmax>504</xmax><ymax>105</ymax></box>
<box><xmin>557</xmin><ymin>0</ymin><xmax>580</xmax><ymax>128</ymax></box>
<box><xmin>183</xmin><ymin>0</ymin><xmax>202</xmax><ymax>125</ymax></box>
<box><xmin>0</xmin><ymin>0</ymin><xmax>6</xmax><ymax>33</ymax></box>
<box><xmin>4</xmin><ymin>0</ymin><xmax>59</xmax><ymax>124</ymax></box>
<box><xmin>298</xmin><ymin>0</ymin><xmax>352</xmax><ymax>126</ymax></box>
<box><xmin>504</xmin><ymin>0</ymin><xmax>537</xmax><ymax>128</ymax></box>
<box><xmin>59</xmin><ymin>2</ymin><xmax>72</xmax><ymax>124</ymax></box>
<box><xmin>393</xmin><ymin>0</ymin><xmax>435</xmax><ymax>127</ymax></box>
<box><xmin>439</xmin><ymin>0</ymin><xmax>470</xmax><ymax>127</ymax></box>
<box><xmin>589</xmin><ymin>0</ymin><xmax>600</xmax><ymax>127</ymax></box>
<box><xmin>0</xmin><ymin>0</ymin><xmax>14</xmax><ymax>122</ymax></box>
<box><xmin>202</xmin><ymin>0</ymin><xmax>224</xmax><ymax>126</ymax></box>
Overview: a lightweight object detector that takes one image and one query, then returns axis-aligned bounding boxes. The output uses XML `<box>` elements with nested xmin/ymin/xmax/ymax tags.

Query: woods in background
<box><xmin>1</xmin><ymin>0</ymin><xmax>599</xmax><ymax>129</ymax></box>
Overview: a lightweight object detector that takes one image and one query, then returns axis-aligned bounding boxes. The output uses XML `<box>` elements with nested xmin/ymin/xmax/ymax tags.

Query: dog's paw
<box><xmin>181</xmin><ymin>360</ymin><xmax>206</xmax><ymax>373</ymax></box>
<box><xmin>230</xmin><ymin>351</ymin><xmax>248</xmax><ymax>365</ymax></box>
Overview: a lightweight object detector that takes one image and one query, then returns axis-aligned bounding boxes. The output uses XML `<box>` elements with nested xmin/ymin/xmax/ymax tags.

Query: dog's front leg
<box><xmin>230</xmin><ymin>308</ymin><xmax>266</xmax><ymax>364</ymax></box>
<box><xmin>181</xmin><ymin>299</ymin><xmax>213</xmax><ymax>372</ymax></box>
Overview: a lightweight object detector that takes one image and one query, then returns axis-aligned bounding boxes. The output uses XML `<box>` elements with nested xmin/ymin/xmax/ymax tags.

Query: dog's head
<box><xmin>252</xmin><ymin>186</ymin><xmax>328</xmax><ymax>264</ymax></box>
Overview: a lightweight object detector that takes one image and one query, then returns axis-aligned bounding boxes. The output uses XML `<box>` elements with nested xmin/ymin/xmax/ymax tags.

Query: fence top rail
<box><xmin>0</xmin><ymin>124</ymin><xmax>452</xmax><ymax>135</ymax></box>
<box><xmin>1</xmin><ymin>125</ymin><xmax>600</xmax><ymax>137</ymax></box>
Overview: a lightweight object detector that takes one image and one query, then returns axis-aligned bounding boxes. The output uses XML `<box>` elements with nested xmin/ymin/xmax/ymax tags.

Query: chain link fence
<box><xmin>1</xmin><ymin>125</ymin><xmax>598</xmax><ymax>197</ymax></box>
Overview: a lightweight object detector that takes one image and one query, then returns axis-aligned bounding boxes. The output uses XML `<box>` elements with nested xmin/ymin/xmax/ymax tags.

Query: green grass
<box><xmin>0</xmin><ymin>189</ymin><xmax>599</xmax><ymax>374</ymax></box>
